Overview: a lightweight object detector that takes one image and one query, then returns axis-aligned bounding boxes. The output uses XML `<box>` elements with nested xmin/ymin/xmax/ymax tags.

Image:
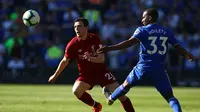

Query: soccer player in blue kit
<box><xmin>97</xmin><ymin>8</ymin><xmax>194</xmax><ymax>112</ymax></box>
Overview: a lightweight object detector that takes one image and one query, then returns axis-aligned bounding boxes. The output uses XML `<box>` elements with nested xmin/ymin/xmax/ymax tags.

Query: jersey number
<box><xmin>105</xmin><ymin>73</ymin><xmax>116</xmax><ymax>80</ymax></box>
<box><xmin>147</xmin><ymin>36</ymin><xmax>168</xmax><ymax>55</ymax></box>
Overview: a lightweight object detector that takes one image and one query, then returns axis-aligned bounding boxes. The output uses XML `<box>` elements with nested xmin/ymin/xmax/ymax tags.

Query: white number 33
<box><xmin>147</xmin><ymin>36</ymin><xmax>168</xmax><ymax>55</ymax></box>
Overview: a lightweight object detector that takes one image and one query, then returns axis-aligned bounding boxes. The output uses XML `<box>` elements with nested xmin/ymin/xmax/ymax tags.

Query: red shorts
<box><xmin>76</xmin><ymin>71</ymin><xmax>117</xmax><ymax>89</ymax></box>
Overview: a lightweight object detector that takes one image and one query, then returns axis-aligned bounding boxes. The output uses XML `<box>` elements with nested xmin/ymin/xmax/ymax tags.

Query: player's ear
<box><xmin>149</xmin><ymin>16</ymin><xmax>152</xmax><ymax>21</ymax></box>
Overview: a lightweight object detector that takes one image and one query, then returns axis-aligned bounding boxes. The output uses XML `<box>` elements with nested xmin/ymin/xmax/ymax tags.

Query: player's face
<box><xmin>141</xmin><ymin>11</ymin><xmax>150</xmax><ymax>26</ymax></box>
<box><xmin>74</xmin><ymin>21</ymin><xmax>87</xmax><ymax>38</ymax></box>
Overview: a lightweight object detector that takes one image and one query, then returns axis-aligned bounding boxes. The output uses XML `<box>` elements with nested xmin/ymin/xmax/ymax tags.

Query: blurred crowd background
<box><xmin>0</xmin><ymin>0</ymin><xmax>200</xmax><ymax>83</ymax></box>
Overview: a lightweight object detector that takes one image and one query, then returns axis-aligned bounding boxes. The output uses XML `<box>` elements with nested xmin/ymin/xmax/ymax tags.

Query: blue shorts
<box><xmin>126</xmin><ymin>67</ymin><xmax>173</xmax><ymax>95</ymax></box>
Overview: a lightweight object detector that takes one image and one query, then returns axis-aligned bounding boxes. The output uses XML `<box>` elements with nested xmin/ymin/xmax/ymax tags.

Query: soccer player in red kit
<box><xmin>48</xmin><ymin>18</ymin><xmax>135</xmax><ymax>112</ymax></box>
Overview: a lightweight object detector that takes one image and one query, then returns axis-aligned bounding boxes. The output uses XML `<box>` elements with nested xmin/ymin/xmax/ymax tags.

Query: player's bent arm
<box><xmin>53</xmin><ymin>56</ymin><xmax>70</xmax><ymax>78</ymax></box>
<box><xmin>89</xmin><ymin>53</ymin><xmax>105</xmax><ymax>63</ymax></box>
<box><xmin>174</xmin><ymin>44</ymin><xmax>194</xmax><ymax>61</ymax></box>
<box><xmin>108</xmin><ymin>37</ymin><xmax>139</xmax><ymax>51</ymax></box>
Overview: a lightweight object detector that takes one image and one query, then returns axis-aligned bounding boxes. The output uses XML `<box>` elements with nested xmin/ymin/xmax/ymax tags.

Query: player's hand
<box><xmin>97</xmin><ymin>46</ymin><xmax>109</xmax><ymax>54</ymax></box>
<box><xmin>48</xmin><ymin>75</ymin><xmax>57</xmax><ymax>84</ymax></box>
<box><xmin>187</xmin><ymin>53</ymin><xmax>194</xmax><ymax>62</ymax></box>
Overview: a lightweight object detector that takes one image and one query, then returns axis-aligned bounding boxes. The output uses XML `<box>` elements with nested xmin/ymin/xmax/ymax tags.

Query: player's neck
<box><xmin>149</xmin><ymin>22</ymin><xmax>157</xmax><ymax>25</ymax></box>
<box><xmin>80</xmin><ymin>32</ymin><xmax>88</xmax><ymax>40</ymax></box>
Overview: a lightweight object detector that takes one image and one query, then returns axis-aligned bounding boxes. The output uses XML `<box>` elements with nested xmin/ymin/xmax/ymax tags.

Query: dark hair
<box><xmin>145</xmin><ymin>8</ymin><xmax>158</xmax><ymax>23</ymax></box>
<box><xmin>74</xmin><ymin>17</ymin><xmax>89</xmax><ymax>27</ymax></box>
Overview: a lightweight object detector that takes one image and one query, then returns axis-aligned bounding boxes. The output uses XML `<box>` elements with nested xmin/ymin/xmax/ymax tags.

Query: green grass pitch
<box><xmin>0</xmin><ymin>84</ymin><xmax>200</xmax><ymax>112</ymax></box>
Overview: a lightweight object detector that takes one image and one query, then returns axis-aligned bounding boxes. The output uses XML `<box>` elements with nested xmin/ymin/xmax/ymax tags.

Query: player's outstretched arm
<box><xmin>48</xmin><ymin>57</ymin><xmax>70</xmax><ymax>83</ymax></box>
<box><xmin>174</xmin><ymin>44</ymin><xmax>195</xmax><ymax>62</ymax></box>
<box><xmin>97</xmin><ymin>37</ymin><xmax>139</xmax><ymax>54</ymax></box>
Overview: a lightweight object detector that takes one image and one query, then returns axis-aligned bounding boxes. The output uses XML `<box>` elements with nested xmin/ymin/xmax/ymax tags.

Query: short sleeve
<box><xmin>95</xmin><ymin>36</ymin><xmax>102</xmax><ymax>50</ymax></box>
<box><xmin>64</xmin><ymin>42</ymin><xmax>76</xmax><ymax>59</ymax></box>
<box><xmin>168</xmin><ymin>30</ymin><xmax>179</xmax><ymax>46</ymax></box>
<box><xmin>131</xmin><ymin>27</ymin><xmax>143</xmax><ymax>41</ymax></box>
<box><xmin>90</xmin><ymin>33</ymin><xmax>103</xmax><ymax>50</ymax></box>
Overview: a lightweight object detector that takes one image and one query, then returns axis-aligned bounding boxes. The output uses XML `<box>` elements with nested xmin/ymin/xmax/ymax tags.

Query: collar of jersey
<box><xmin>147</xmin><ymin>23</ymin><xmax>157</xmax><ymax>27</ymax></box>
<box><xmin>76</xmin><ymin>34</ymin><xmax>92</xmax><ymax>42</ymax></box>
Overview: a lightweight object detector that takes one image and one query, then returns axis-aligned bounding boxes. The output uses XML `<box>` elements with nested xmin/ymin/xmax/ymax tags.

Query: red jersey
<box><xmin>64</xmin><ymin>33</ymin><xmax>108</xmax><ymax>74</ymax></box>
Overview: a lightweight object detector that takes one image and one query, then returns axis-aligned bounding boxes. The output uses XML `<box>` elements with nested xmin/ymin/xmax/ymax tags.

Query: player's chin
<box><xmin>76</xmin><ymin>34</ymin><xmax>81</xmax><ymax>37</ymax></box>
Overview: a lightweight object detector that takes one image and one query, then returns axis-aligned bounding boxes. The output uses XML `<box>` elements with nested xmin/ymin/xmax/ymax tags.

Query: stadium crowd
<box><xmin>0</xmin><ymin>0</ymin><xmax>200</xmax><ymax>73</ymax></box>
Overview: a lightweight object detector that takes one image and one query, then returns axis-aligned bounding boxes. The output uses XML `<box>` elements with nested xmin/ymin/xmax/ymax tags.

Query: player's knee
<box><xmin>72</xmin><ymin>87</ymin><xmax>84</xmax><ymax>98</ymax></box>
<box><xmin>120</xmin><ymin>84</ymin><xmax>131</xmax><ymax>94</ymax></box>
<box><xmin>123</xmin><ymin>79</ymin><xmax>132</xmax><ymax>90</ymax></box>
<box><xmin>122</xmin><ymin>84</ymin><xmax>131</xmax><ymax>92</ymax></box>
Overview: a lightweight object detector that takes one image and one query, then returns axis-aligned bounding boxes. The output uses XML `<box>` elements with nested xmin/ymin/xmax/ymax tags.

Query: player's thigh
<box><xmin>72</xmin><ymin>80</ymin><xmax>92</xmax><ymax>97</ymax></box>
<box><xmin>126</xmin><ymin>67</ymin><xmax>143</xmax><ymax>86</ymax></box>
<box><xmin>152</xmin><ymin>70</ymin><xmax>174</xmax><ymax>99</ymax></box>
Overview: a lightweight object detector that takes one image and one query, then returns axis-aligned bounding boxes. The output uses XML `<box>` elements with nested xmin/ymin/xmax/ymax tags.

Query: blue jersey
<box><xmin>132</xmin><ymin>24</ymin><xmax>179</xmax><ymax>70</ymax></box>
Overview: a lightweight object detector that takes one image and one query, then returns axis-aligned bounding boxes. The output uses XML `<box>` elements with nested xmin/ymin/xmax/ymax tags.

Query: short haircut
<box><xmin>74</xmin><ymin>17</ymin><xmax>89</xmax><ymax>27</ymax></box>
<box><xmin>145</xmin><ymin>8</ymin><xmax>158</xmax><ymax>23</ymax></box>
